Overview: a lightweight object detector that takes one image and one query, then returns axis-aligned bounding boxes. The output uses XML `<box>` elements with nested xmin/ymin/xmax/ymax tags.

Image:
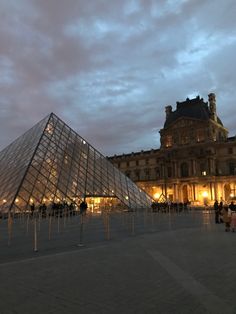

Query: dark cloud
<box><xmin>0</xmin><ymin>0</ymin><xmax>235</xmax><ymax>156</ymax></box>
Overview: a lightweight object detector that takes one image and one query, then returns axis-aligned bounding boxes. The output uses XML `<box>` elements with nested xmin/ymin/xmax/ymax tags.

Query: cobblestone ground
<box><xmin>0</xmin><ymin>210</ymin><xmax>236</xmax><ymax>314</ymax></box>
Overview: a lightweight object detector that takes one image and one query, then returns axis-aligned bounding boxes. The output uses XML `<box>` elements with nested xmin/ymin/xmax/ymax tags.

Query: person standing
<box><xmin>231</xmin><ymin>210</ymin><xmax>236</xmax><ymax>232</ymax></box>
<box><xmin>79</xmin><ymin>200</ymin><xmax>88</xmax><ymax>215</ymax></box>
<box><xmin>214</xmin><ymin>200</ymin><xmax>219</xmax><ymax>224</ymax></box>
<box><xmin>219</xmin><ymin>201</ymin><xmax>224</xmax><ymax>223</ymax></box>
<box><xmin>222</xmin><ymin>206</ymin><xmax>231</xmax><ymax>232</ymax></box>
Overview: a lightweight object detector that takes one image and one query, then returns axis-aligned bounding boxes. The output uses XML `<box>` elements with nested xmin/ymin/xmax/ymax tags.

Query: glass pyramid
<box><xmin>0</xmin><ymin>113</ymin><xmax>152</xmax><ymax>213</ymax></box>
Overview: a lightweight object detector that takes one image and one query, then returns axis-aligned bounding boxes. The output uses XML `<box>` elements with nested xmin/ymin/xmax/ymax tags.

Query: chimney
<box><xmin>208</xmin><ymin>93</ymin><xmax>217</xmax><ymax>122</ymax></box>
<box><xmin>165</xmin><ymin>105</ymin><xmax>172</xmax><ymax>119</ymax></box>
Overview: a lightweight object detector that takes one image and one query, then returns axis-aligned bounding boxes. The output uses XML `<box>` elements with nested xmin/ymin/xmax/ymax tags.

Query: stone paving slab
<box><xmin>0</xmin><ymin>212</ymin><xmax>236</xmax><ymax>313</ymax></box>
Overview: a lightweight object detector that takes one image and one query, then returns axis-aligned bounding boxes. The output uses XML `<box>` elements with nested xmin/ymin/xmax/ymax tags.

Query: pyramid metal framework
<box><xmin>0</xmin><ymin>113</ymin><xmax>152</xmax><ymax>213</ymax></box>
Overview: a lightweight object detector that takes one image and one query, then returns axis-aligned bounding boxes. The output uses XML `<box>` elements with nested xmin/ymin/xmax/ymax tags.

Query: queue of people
<box><xmin>214</xmin><ymin>200</ymin><xmax>236</xmax><ymax>232</ymax></box>
<box><xmin>29</xmin><ymin>200</ymin><xmax>87</xmax><ymax>217</ymax></box>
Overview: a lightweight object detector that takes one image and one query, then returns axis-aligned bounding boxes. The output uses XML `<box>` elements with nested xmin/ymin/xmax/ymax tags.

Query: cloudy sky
<box><xmin>0</xmin><ymin>0</ymin><xmax>235</xmax><ymax>156</ymax></box>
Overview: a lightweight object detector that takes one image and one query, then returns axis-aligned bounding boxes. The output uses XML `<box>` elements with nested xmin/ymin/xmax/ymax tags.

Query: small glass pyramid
<box><xmin>0</xmin><ymin>113</ymin><xmax>152</xmax><ymax>213</ymax></box>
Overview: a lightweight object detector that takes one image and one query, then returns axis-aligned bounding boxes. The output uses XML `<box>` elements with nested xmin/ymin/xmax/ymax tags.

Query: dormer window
<box><xmin>181</xmin><ymin>132</ymin><xmax>189</xmax><ymax>145</ymax></box>
<box><xmin>165</xmin><ymin>135</ymin><xmax>172</xmax><ymax>147</ymax></box>
<box><xmin>196</xmin><ymin>130</ymin><xmax>204</xmax><ymax>142</ymax></box>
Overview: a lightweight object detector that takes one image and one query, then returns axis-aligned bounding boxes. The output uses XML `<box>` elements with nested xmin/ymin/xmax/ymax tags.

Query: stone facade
<box><xmin>108</xmin><ymin>94</ymin><xmax>236</xmax><ymax>205</ymax></box>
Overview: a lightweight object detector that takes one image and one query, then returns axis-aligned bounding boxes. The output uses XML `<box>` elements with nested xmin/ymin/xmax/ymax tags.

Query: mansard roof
<box><xmin>164</xmin><ymin>96</ymin><xmax>223</xmax><ymax>128</ymax></box>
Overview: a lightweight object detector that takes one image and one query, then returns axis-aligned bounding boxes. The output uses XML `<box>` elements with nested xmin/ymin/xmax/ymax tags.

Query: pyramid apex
<box><xmin>0</xmin><ymin>112</ymin><xmax>153</xmax><ymax>213</ymax></box>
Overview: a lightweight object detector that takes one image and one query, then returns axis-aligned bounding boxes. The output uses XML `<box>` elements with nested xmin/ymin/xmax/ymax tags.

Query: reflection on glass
<box><xmin>0</xmin><ymin>113</ymin><xmax>152</xmax><ymax>213</ymax></box>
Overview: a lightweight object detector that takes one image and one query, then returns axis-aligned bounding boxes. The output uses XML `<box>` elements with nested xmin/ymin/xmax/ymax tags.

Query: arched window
<box><xmin>229</xmin><ymin>162</ymin><xmax>236</xmax><ymax>175</ymax></box>
<box><xmin>180</xmin><ymin>162</ymin><xmax>189</xmax><ymax>177</ymax></box>
<box><xmin>145</xmin><ymin>168</ymin><xmax>150</xmax><ymax>179</ymax></box>
<box><xmin>167</xmin><ymin>167</ymin><xmax>172</xmax><ymax>178</ymax></box>
<box><xmin>155</xmin><ymin>167</ymin><xmax>160</xmax><ymax>178</ymax></box>
<box><xmin>135</xmin><ymin>170</ymin><xmax>140</xmax><ymax>180</ymax></box>
<box><xmin>125</xmin><ymin>171</ymin><xmax>130</xmax><ymax>178</ymax></box>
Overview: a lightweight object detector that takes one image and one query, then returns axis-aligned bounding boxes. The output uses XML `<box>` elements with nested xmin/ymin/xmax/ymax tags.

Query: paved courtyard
<box><xmin>0</xmin><ymin>210</ymin><xmax>236</xmax><ymax>314</ymax></box>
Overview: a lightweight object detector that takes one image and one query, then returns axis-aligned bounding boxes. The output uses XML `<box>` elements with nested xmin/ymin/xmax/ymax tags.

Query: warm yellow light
<box><xmin>52</xmin><ymin>170</ymin><xmax>57</xmax><ymax>176</ymax></box>
<box><xmin>43</xmin><ymin>198</ymin><xmax>47</xmax><ymax>202</ymax></box>
<box><xmin>57</xmin><ymin>198</ymin><xmax>60</xmax><ymax>202</ymax></box>
<box><xmin>15</xmin><ymin>198</ymin><xmax>19</xmax><ymax>203</ymax></box>
<box><xmin>3</xmin><ymin>199</ymin><xmax>7</xmax><ymax>203</ymax></box>
<box><xmin>202</xmin><ymin>191</ymin><xmax>208</xmax><ymax>198</ymax></box>
<box><xmin>46</xmin><ymin>125</ymin><xmax>53</xmax><ymax>134</ymax></box>
<box><xmin>30</xmin><ymin>198</ymin><xmax>34</xmax><ymax>203</ymax></box>
<box><xmin>230</xmin><ymin>193</ymin><xmax>234</xmax><ymax>197</ymax></box>
<box><xmin>94</xmin><ymin>198</ymin><xmax>100</xmax><ymax>204</ymax></box>
<box><xmin>154</xmin><ymin>193</ymin><xmax>160</xmax><ymax>199</ymax></box>
<box><xmin>125</xmin><ymin>196</ymin><xmax>129</xmax><ymax>200</ymax></box>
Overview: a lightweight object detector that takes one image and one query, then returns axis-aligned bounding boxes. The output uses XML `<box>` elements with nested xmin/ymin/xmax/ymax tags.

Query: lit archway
<box><xmin>182</xmin><ymin>185</ymin><xmax>188</xmax><ymax>203</ymax></box>
<box><xmin>224</xmin><ymin>184</ymin><xmax>231</xmax><ymax>202</ymax></box>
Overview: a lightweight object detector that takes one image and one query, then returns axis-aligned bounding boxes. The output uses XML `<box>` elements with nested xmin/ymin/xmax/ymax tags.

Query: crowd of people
<box><xmin>30</xmin><ymin>200</ymin><xmax>87</xmax><ymax>217</ymax></box>
<box><xmin>214</xmin><ymin>200</ymin><xmax>236</xmax><ymax>232</ymax></box>
<box><xmin>151</xmin><ymin>201</ymin><xmax>190</xmax><ymax>213</ymax></box>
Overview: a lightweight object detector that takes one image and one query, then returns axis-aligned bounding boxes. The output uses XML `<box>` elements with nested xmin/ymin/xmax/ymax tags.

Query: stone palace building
<box><xmin>109</xmin><ymin>93</ymin><xmax>236</xmax><ymax>206</ymax></box>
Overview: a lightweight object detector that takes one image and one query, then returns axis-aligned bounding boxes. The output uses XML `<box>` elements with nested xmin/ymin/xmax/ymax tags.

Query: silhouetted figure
<box><xmin>80</xmin><ymin>200</ymin><xmax>88</xmax><ymax>215</ymax></box>
<box><xmin>30</xmin><ymin>203</ymin><xmax>35</xmax><ymax>217</ymax></box>
<box><xmin>229</xmin><ymin>201</ymin><xmax>235</xmax><ymax>211</ymax></box>
<box><xmin>219</xmin><ymin>201</ymin><xmax>224</xmax><ymax>223</ymax></box>
<box><xmin>41</xmin><ymin>203</ymin><xmax>47</xmax><ymax>218</ymax></box>
<box><xmin>214</xmin><ymin>200</ymin><xmax>219</xmax><ymax>224</ymax></box>
<box><xmin>222</xmin><ymin>206</ymin><xmax>231</xmax><ymax>232</ymax></box>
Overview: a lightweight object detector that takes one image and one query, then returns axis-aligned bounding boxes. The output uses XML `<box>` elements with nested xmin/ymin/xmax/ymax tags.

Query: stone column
<box><xmin>192</xmin><ymin>183</ymin><xmax>196</xmax><ymax>201</ymax></box>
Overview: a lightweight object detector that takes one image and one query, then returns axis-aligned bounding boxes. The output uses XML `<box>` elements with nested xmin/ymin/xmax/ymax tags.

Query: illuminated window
<box><xmin>200</xmin><ymin>163</ymin><xmax>207</xmax><ymax>176</ymax></box>
<box><xmin>196</xmin><ymin>130</ymin><xmax>204</xmax><ymax>142</ymax></box>
<box><xmin>212</xmin><ymin>129</ymin><xmax>216</xmax><ymax>141</ymax></box>
<box><xmin>165</xmin><ymin>135</ymin><xmax>173</xmax><ymax>147</ymax></box>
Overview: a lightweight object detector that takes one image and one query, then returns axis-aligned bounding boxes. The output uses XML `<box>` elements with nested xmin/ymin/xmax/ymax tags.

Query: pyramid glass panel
<box><xmin>0</xmin><ymin>113</ymin><xmax>153</xmax><ymax>213</ymax></box>
<box><xmin>0</xmin><ymin>115</ymin><xmax>50</xmax><ymax>212</ymax></box>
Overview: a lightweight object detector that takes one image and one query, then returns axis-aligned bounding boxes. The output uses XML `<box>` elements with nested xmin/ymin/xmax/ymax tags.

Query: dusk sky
<box><xmin>0</xmin><ymin>0</ymin><xmax>235</xmax><ymax>156</ymax></box>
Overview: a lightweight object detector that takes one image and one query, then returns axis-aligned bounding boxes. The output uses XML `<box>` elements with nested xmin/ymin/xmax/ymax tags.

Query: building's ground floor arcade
<box><xmin>137</xmin><ymin>176</ymin><xmax>236</xmax><ymax>206</ymax></box>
